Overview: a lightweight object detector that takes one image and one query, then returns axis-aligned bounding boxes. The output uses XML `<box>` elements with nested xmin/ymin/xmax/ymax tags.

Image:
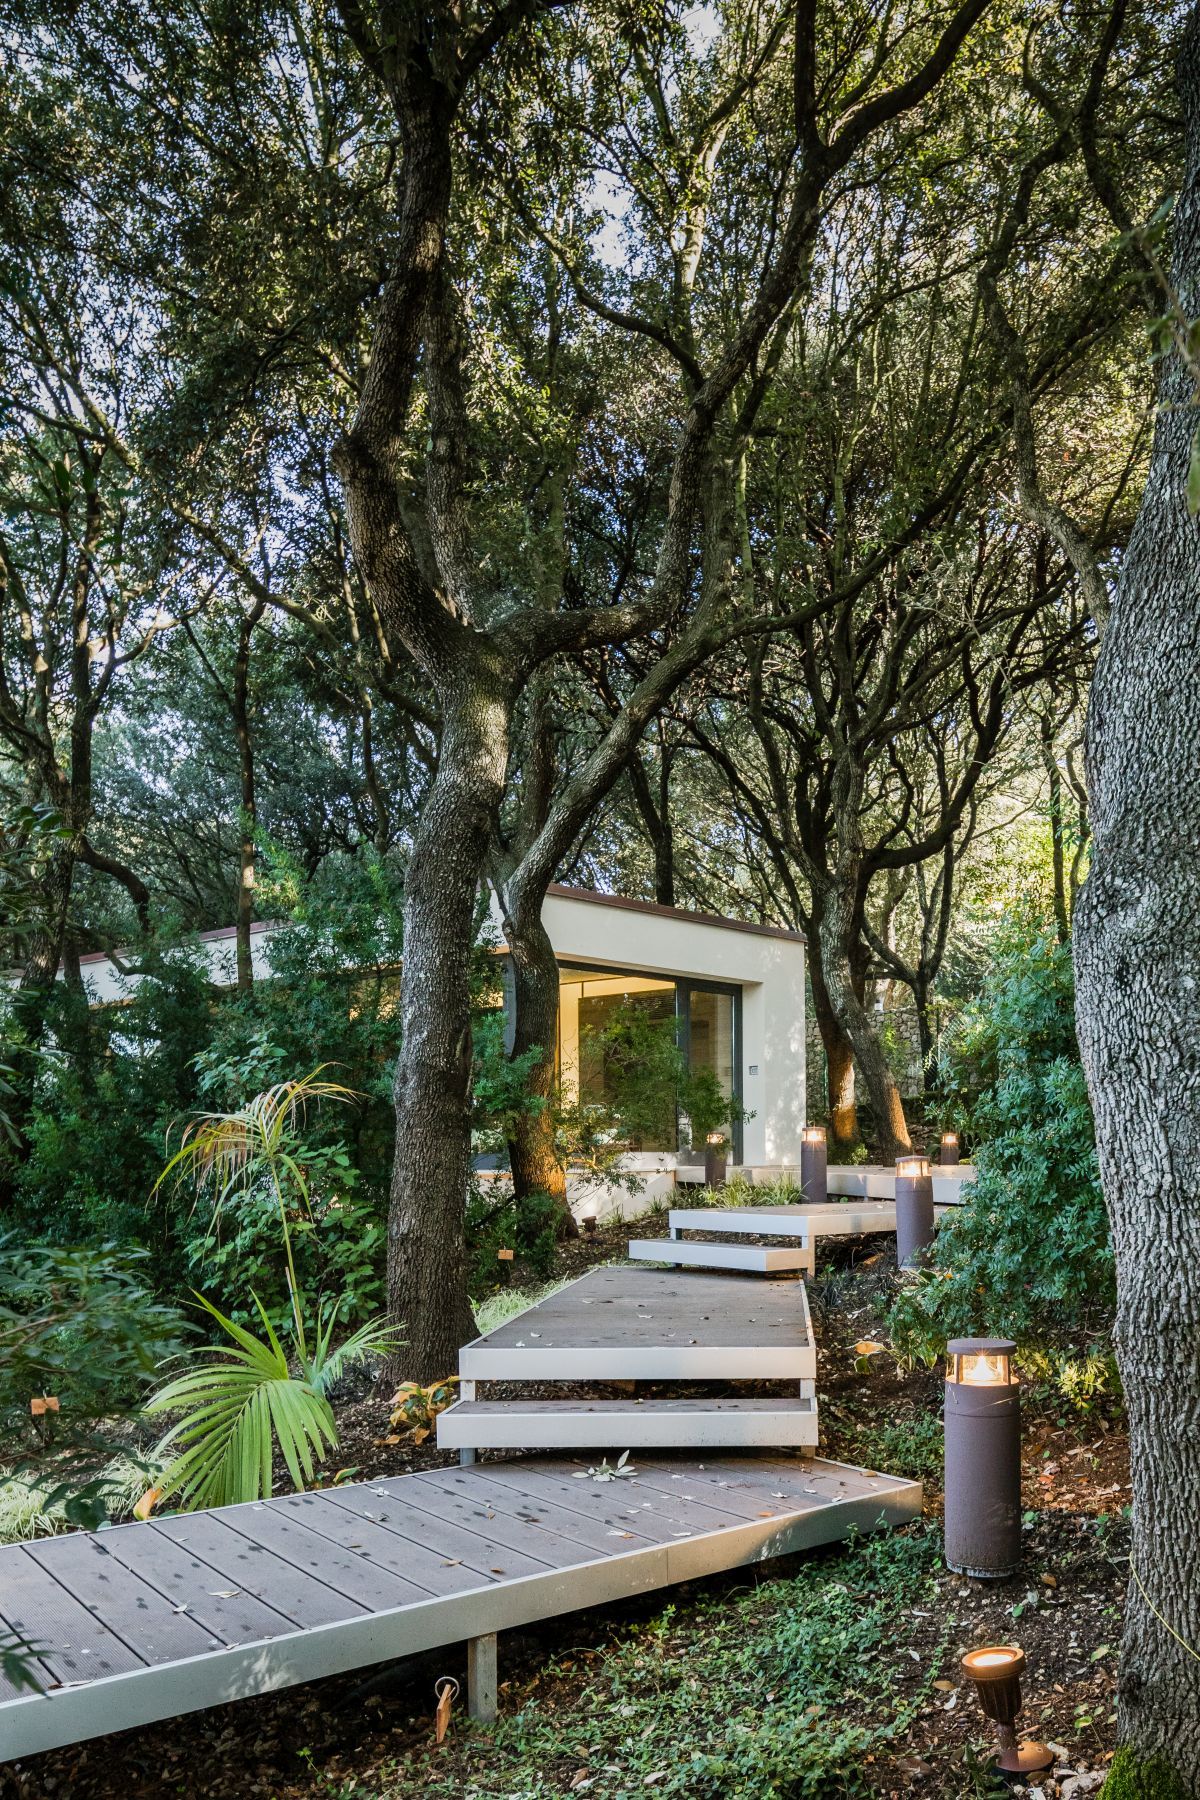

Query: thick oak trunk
<box><xmin>1073</xmin><ymin>13</ymin><xmax>1200</xmax><ymax>1784</ymax></box>
<box><xmin>388</xmin><ymin>693</ymin><xmax>509</xmax><ymax>1383</ymax></box>
<box><xmin>502</xmin><ymin>901</ymin><xmax>575</xmax><ymax>1234</ymax></box>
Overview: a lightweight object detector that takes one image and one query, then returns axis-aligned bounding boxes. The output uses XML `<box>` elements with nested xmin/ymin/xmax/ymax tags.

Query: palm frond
<box><xmin>309</xmin><ymin>1304</ymin><xmax>402</xmax><ymax>1395</ymax></box>
<box><xmin>145</xmin><ymin>1293</ymin><xmax>337</xmax><ymax>1509</ymax></box>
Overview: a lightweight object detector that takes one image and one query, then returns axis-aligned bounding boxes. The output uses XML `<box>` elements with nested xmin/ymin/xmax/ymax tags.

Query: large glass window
<box><xmin>556</xmin><ymin>964</ymin><xmax>741</xmax><ymax>1158</ymax></box>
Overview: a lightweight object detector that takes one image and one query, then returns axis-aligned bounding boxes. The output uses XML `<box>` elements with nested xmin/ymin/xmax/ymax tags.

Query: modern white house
<box><xmin>70</xmin><ymin>885</ymin><xmax>808</xmax><ymax>1192</ymax></box>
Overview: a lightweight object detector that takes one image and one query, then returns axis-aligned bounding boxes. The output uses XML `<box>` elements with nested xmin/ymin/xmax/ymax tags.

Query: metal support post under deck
<box><xmin>468</xmin><ymin>1632</ymin><xmax>498</xmax><ymax>1723</ymax></box>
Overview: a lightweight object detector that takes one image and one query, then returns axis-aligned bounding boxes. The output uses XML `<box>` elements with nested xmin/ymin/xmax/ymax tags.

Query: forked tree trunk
<box><xmin>1073</xmin><ymin>13</ymin><xmax>1200</xmax><ymax>1783</ymax></box>
<box><xmin>817</xmin><ymin>881</ymin><xmax>911</xmax><ymax>1158</ymax></box>
<box><xmin>501</xmin><ymin>899</ymin><xmax>576</xmax><ymax>1233</ymax></box>
<box><xmin>388</xmin><ymin>694</ymin><xmax>509</xmax><ymax>1382</ymax></box>
<box><xmin>809</xmin><ymin>947</ymin><xmax>858</xmax><ymax>1148</ymax></box>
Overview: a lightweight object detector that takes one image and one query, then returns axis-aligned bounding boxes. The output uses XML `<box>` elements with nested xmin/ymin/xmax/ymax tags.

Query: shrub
<box><xmin>0</xmin><ymin>1236</ymin><xmax>187</xmax><ymax>1526</ymax></box>
<box><xmin>890</xmin><ymin>926</ymin><xmax>1112</xmax><ymax>1360</ymax></box>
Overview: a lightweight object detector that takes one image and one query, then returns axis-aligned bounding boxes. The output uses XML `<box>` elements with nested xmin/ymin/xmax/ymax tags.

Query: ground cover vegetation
<box><xmin>0</xmin><ymin>0</ymin><xmax>1198</xmax><ymax>1789</ymax></box>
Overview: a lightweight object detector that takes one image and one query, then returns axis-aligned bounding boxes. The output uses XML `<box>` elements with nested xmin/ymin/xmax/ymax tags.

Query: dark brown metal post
<box><xmin>704</xmin><ymin>1134</ymin><xmax>727</xmax><ymax>1188</ymax></box>
<box><xmin>939</xmin><ymin>1131</ymin><xmax>960</xmax><ymax>1166</ymax></box>
<box><xmin>894</xmin><ymin>1155</ymin><xmax>934</xmax><ymax>1267</ymax></box>
<box><xmin>944</xmin><ymin>1338</ymin><xmax>1021</xmax><ymax>1577</ymax></box>
<box><xmin>800</xmin><ymin>1126</ymin><xmax>827</xmax><ymax>1204</ymax></box>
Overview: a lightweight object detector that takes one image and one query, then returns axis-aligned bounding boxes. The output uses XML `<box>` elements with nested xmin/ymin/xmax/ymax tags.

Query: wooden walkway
<box><xmin>0</xmin><ymin>1452</ymin><xmax>920</xmax><ymax>1762</ymax></box>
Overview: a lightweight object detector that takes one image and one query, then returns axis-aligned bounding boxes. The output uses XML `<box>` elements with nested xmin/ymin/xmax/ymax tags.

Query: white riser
<box><xmin>459</xmin><ymin>1345</ymin><xmax>815</xmax><ymax>1380</ymax></box>
<box><xmin>437</xmin><ymin>1396</ymin><xmax>819</xmax><ymax>1451</ymax></box>
<box><xmin>628</xmin><ymin>1238</ymin><xmax>813</xmax><ymax>1274</ymax></box>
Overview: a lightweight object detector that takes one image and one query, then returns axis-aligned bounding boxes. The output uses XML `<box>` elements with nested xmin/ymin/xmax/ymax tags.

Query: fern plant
<box><xmin>146</xmin><ymin>1071</ymin><xmax>398</xmax><ymax>1509</ymax></box>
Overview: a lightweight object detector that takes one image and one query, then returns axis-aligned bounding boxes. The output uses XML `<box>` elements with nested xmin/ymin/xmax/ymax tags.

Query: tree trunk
<box><xmin>1041</xmin><ymin>714</ymin><xmax>1070</xmax><ymax>944</ymax></box>
<box><xmin>817</xmin><ymin>879</ymin><xmax>911</xmax><ymax>1158</ymax></box>
<box><xmin>388</xmin><ymin>691</ymin><xmax>509</xmax><ymax>1383</ymax></box>
<box><xmin>232</xmin><ymin>601</ymin><xmax>265</xmax><ymax>993</ymax></box>
<box><xmin>914</xmin><ymin>978</ymin><xmax>937</xmax><ymax>1096</ymax></box>
<box><xmin>501</xmin><ymin>900</ymin><xmax>576</xmax><ymax>1235</ymax></box>
<box><xmin>1073</xmin><ymin>13</ymin><xmax>1200</xmax><ymax>1784</ymax></box>
<box><xmin>808</xmin><ymin>944</ymin><xmax>858</xmax><ymax>1148</ymax></box>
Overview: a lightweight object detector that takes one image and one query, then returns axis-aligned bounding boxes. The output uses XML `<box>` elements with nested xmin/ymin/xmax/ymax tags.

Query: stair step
<box><xmin>628</xmin><ymin>1238</ymin><xmax>812</xmax><ymax>1274</ymax></box>
<box><xmin>459</xmin><ymin>1267</ymin><xmax>816</xmax><ymax>1383</ymax></box>
<box><xmin>437</xmin><ymin>1395</ymin><xmax>819</xmax><ymax>1451</ymax></box>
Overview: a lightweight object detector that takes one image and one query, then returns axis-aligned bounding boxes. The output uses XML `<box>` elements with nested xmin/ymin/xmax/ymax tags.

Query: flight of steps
<box><xmin>436</xmin><ymin>1260</ymin><xmax>820</xmax><ymax>1459</ymax></box>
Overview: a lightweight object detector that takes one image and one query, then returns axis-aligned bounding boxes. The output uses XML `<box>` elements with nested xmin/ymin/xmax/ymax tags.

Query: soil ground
<box><xmin>1</xmin><ymin>1214</ymin><xmax>1128</xmax><ymax>1800</ymax></box>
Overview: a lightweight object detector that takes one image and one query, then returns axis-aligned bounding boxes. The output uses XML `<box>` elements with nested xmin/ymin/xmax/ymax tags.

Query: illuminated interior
<box><xmin>556</xmin><ymin>963</ymin><xmax>740</xmax><ymax>1156</ymax></box>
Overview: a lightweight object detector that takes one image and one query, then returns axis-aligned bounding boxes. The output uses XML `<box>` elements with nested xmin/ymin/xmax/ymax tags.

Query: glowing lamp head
<box><xmin>961</xmin><ymin>1644</ymin><xmax>1026</xmax><ymax>1724</ymax></box>
<box><xmin>802</xmin><ymin>1125</ymin><xmax>826</xmax><ymax>1146</ymax></box>
<box><xmin>947</xmin><ymin>1337</ymin><xmax>1016</xmax><ymax>1387</ymax></box>
<box><xmin>706</xmin><ymin>1131</ymin><xmax>725</xmax><ymax>1145</ymax></box>
<box><xmin>941</xmin><ymin>1131</ymin><xmax>958</xmax><ymax>1147</ymax></box>
<box><xmin>895</xmin><ymin>1154</ymin><xmax>930</xmax><ymax>1179</ymax></box>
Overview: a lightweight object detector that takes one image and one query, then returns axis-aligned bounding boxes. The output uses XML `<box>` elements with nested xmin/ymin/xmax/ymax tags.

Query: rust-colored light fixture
<box><xmin>960</xmin><ymin>1645</ymin><xmax>1053</xmax><ymax>1779</ymax></box>
<box><xmin>704</xmin><ymin>1131</ymin><xmax>727</xmax><ymax>1189</ymax></box>
<box><xmin>940</xmin><ymin>1130</ymin><xmax>960</xmax><ymax>1167</ymax></box>
<box><xmin>894</xmin><ymin>1153</ymin><xmax>934</xmax><ymax>1267</ymax></box>
<box><xmin>944</xmin><ymin>1337</ymin><xmax>1021</xmax><ymax>1577</ymax></box>
<box><xmin>581</xmin><ymin>1207</ymin><xmax>598</xmax><ymax>1236</ymax></box>
<box><xmin>800</xmin><ymin>1125</ymin><xmax>827</xmax><ymax>1204</ymax></box>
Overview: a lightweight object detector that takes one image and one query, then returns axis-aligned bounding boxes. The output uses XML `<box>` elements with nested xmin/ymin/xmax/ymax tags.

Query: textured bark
<box><xmin>232</xmin><ymin>600</ymin><xmax>266</xmax><ymax>992</ymax></box>
<box><xmin>808</xmin><ymin>927</ymin><xmax>858</xmax><ymax>1146</ymax></box>
<box><xmin>501</xmin><ymin>900</ymin><xmax>575</xmax><ymax>1233</ymax></box>
<box><xmin>388</xmin><ymin>683</ymin><xmax>510</xmax><ymax>1382</ymax></box>
<box><xmin>1073</xmin><ymin>12</ymin><xmax>1200</xmax><ymax>1783</ymax></box>
<box><xmin>817</xmin><ymin>876</ymin><xmax>910</xmax><ymax>1157</ymax></box>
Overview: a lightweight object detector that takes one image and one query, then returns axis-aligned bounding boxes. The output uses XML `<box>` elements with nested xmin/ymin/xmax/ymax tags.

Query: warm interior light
<box><xmin>706</xmin><ymin>1131</ymin><xmax>724</xmax><ymax>1145</ymax></box>
<box><xmin>955</xmin><ymin>1349</ymin><xmax>1013</xmax><ymax>1386</ymax></box>
<box><xmin>802</xmin><ymin>1125</ymin><xmax>826</xmax><ymax>1144</ymax></box>
<box><xmin>942</xmin><ymin>1132</ymin><xmax>958</xmax><ymax>1146</ymax></box>
<box><xmin>896</xmin><ymin>1155</ymin><xmax>930</xmax><ymax>1177</ymax></box>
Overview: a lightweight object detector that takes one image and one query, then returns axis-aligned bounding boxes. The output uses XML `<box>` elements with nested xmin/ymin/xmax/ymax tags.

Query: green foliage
<box><xmin>890</xmin><ymin>926</ymin><xmax>1111</xmax><ymax>1361</ymax></box>
<box><xmin>11</xmin><ymin>847</ymin><xmax>403</xmax><ymax>1332</ymax></box>
<box><xmin>375</xmin><ymin>1525</ymin><xmax>945</xmax><ymax>1798</ymax></box>
<box><xmin>146</xmin><ymin>1292</ymin><xmax>394</xmax><ymax>1510</ymax></box>
<box><xmin>854</xmin><ymin>1413</ymin><xmax>945</xmax><ymax>1484</ymax></box>
<box><xmin>0</xmin><ymin>1235</ymin><xmax>187</xmax><ymax>1526</ymax></box>
<box><xmin>1101</xmin><ymin>1746</ymin><xmax>1192</xmax><ymax>1800</ymax></box>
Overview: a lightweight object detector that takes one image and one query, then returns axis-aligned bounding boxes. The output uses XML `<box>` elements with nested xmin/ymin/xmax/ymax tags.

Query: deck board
<box><xmin>458</xmin><ymin>1267</ymin><xmax>816</xmax><ymax>1380</ymax></box>
<box><xmin>0</xmin><ymin>1454</ymin><xmax>920</xmax><ymax>1763</ymax></box>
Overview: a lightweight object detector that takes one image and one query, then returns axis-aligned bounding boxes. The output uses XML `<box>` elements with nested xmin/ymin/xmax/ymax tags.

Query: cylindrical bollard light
<box><xmin>944</xmin><ymin>1338</ymin><xmax>1022</xmax><ymax>1578</ymax></box>
<box><xmin>939</xmin><ymin>1130</ymin><xmax>960</xmax><ymax>1166</ymax></box>
<box><xmin>800</xmin><ymin>1125</ymin><xmax>827</xmax><ymax>1205</ymax></box>
<box><xmin>894</xmin><ymin>1153</ymin><xmax>934</xmax><ymax>1268</ymax></box>
<box><xmin>704</xmin><ymin>1132</ymin><xmax>727</xmax><ymax>1189</ymax></box>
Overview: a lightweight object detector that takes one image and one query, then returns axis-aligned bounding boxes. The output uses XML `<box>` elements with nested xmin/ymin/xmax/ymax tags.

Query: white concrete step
<box><xmin>437</xmin><ymin>1395</ymin><xmax>820</xmax><ymax>1451</ymax></box>
<box><xmin>627</xmin><ymin>1238</ymin><xmax>812</xmax><ymax>1274</ymax></box>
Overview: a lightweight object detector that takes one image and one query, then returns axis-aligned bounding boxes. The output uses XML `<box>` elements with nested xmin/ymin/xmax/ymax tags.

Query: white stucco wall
<box><xmin>63</xmin><ymin>888</ymin><xmax>808</xmax><ymax>1167</ymax></box>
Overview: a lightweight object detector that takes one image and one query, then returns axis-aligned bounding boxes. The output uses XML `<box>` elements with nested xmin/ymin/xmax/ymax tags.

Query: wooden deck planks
<box><xmin>0</xmin><ymin>1454</ymin><xmax>921</xmax><ymax>1763</ymax></box>
<box><xmin>0</xmin><ymin>1547</ymin><xmax>146</xmax><ymax>1687</ymax></box>
<box><xmin>149</xmin><ymin>1512</ymin><xmax>370</xmax><ymax>1629</ymax></box>
<box><xmin>458</xmin><ymin>1266</ymin><xmax>816</xmax><ymax>1381</ymax></box>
